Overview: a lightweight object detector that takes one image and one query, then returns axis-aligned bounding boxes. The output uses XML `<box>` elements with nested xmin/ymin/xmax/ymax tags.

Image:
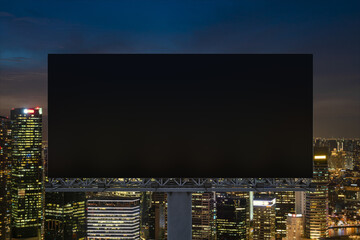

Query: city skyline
<box><xmin>1</xmin><ymin>0</ymin><xmax>360</xmax><ymax>138</ymax></box>
<box><xmin>1</xmin><ymin>110</ymin><xmax>360</xmax><ymax>239</ymax></box>
<box><xmin>1</xmin><ymin>1</ymin><xmax>360</xmax><ymax>239</ymax></box>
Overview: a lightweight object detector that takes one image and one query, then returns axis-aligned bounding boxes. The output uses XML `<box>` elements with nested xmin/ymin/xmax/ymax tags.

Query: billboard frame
<box><xmin>45</xmin><ymin>177</ymin><xmax>314</xmax><ymax>192</ymax></box>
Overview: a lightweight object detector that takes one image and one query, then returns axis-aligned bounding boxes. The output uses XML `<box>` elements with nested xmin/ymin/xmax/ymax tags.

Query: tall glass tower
<box><xmin>10</xmin><ymin>108</ymin><xmax>43</xmax><ymax>239</ymax></box>
<box><xmin>0</xmin><ymin>116</ymin><xmax>11</xmax><ymax>239</ymax></box>
<box><xmin>192</xmin><ymin>192</ymin><xmax>215</xmax><ymax>240</ymax></box>
<box><xmin>274</xmin><ymin>191</ymin><xmax>295</xmax><ymax>239</ymax></box>
<box><xmin>215</xmin><ymin>192</ymin><xmax>249</xmax><ymax>240</ymax></box>
<box><xmin>253</xmin><ymin>197</ymin><xmax>276</xmax><ymax>240</ymax></box>
<box><xmin>305</xmin><ymin>147</ymin><xmax>329</xmax><ymax>239</ymax></box>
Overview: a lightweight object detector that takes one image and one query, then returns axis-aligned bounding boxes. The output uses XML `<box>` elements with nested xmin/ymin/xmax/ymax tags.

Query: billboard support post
<box><xmin>167</xmin><ymin>192</ymin><xmax>192</xmax><ymax>240</ymax></box>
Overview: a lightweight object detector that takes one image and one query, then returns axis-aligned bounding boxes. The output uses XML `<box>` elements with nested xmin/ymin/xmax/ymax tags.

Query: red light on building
<box><xmin>24</xmin><ymin>109</ymin><xmax>35</xmax><ymax>114</ymax></box>
<box><xmin>35</xmin><ymin>106</ymin><xmax>40</xmax><ymax>110</ymax></box>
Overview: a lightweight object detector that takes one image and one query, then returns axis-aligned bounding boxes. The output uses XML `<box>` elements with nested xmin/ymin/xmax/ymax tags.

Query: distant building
<box><xmin>329</xmin><ymin>149</ymin><xmax>346</xmax><ymax>170</ymax></box>
<box><xmin>274</xmin><ymin>191</ymin><xmax>295</xmax><ymax>239</ymax></box>
<box><xmin>10</xmin><ymin>108</ymin><xmax>43</xmax><ymax>239</ymax></box>
<box><xmin>345</xmin><ymin>154</ymin><xmax>354</xmax><ymax>170</ymax></box>
<box><xmin>215</xmin><ymin>192</ymin><xmax>249</xmax><ymax>240</ymax></box>
<box><xmin>295</xmin><ymin>191</ymin><xmax>306</xmax><ymax>215</ymax></box>
<box><xmin>148</xmin><ymin>192</ymin><xmax>167</xmax><ymax>240</ymax></box>
<box><xmin>44</xmin><ymin>192</ymin><xmax>63</xmax><ymax>240</ymax></box>
<box><xmin>304</xmin><ymin>147</ymin><xmax>329</xmax><ymax>239</ymax></box>
<box><xmin>192</xmin><ymin>192</ymin><xmax>215</xmax><ymax>240</ymax></box>
<box><xmin>86</xmin><ymin>192</ymin><xmax>141</xmax><ymax>240</ymax></box>
<box><xmin>286</xmin><ymin>214</ymin><xmax>303</xmax><ymax>240</ymax></box>
<box><xmin>44</xmin><ymin>192</ymin><xmax>86</xmax><ymax>240</ymax></box>
<box><xmin>0</xmin><ymin>116</ymin><xmax>11</xmax><ymax>239</ymax></box>
<box><xmin>253</xmin><ymin>197</ymin><xmax>276</xmax><ymax>240</ymax></box>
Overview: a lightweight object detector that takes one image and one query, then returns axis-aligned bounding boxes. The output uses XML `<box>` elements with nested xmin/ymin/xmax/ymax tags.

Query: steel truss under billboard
<box><xmin>45</xmin><ymin>177</ymin><xmax>314</xmax><ymax>192</ymax></box>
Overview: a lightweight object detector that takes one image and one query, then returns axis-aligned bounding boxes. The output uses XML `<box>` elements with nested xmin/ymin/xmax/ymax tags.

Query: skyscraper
<box><xmin>215</xmin><ymin>192</ymin><xmax>249</xmax><ymax>240</ymax></box>
<box><xmin>274</xmin><ymin>191</ymin><xmax>295</xmax><ymax>239</ymax></box>
<box><xmin>286</xmin><ymin>214</ymin><xmax>303</xmax><ymax>240</ymax></box>
<box><xmin>44</xmin><ymin>192</ymin><xmax>63</xmax><ymax>240</ymax></box>
<box><xmin>44</xmin><ymin>192</ymin><xmax>86</xmax><ymax>240</ymax></box>
<box><xmin>86</xmin><ymin>192</ymin><xmax>141</xmax><ymax>240</ymax></box>
<box><xmin>253</xmin><ymin>197</ymin><xmax>276</xmax><ymax>240</ymax></box>
<box><xmin>192</xmin><ymin>192</ymin><xmax>215</xmax><ymax>240</ymax></box>
<box><xmin>0</xmin><ymin>116</ymin><xmax>11</xmax><ymax>239</ymax></box>
<box><xmin>295</xmin><ymin>191</ymin><xmax>306</xmax><ymax>215</ymax></box>
<box><xmin>148</xmin><ymin>192</ymin><xmax>167</xmax><ymax>240</ymax></box>
<box><xmin>305</xmin><ymin>147</ymin><xmax>329</xmax><ymax>239</ymax></box>
<box><xmin>10</xmin><ymin>108</ymin><xmax>43</xmax><ymax>239</ymax></box>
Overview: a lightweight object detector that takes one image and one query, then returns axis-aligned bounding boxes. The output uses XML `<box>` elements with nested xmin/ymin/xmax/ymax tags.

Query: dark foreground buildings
<box><xmin>44</xmin><ymin>192</ymin><xmax>86</xmax><ymax>240</ymax></box>
<box><xmin>215</xmin><ymin>192</ymin><xmax>249</xmax><ymax>240</ymax></box>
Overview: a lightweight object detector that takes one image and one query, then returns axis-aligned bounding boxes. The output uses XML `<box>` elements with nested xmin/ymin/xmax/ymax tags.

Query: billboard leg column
<box><xmin>167</xmin><ymin>192</ymin><xmax>192</xmax><ymax>240</ymax></box>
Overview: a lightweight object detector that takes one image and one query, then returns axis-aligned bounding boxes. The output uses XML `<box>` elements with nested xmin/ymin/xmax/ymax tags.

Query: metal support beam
<box><xmin>45</xmin><ymin>178</ymin><xmax>315</xmax><ymax>192</ymax></box>
<box><xmin>167</xmin><ymin>192</ymin><xmax>192</xmax><ymax>240</ymax></box>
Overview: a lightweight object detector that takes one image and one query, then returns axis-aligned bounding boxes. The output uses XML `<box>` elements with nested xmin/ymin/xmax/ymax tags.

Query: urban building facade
<box><xmin>215</xmin><ymin>192</ymin><xmax>248</xmax><ymax>240</ymax></box>
<box><xmin>192</xmin><ymin>192</ymin><xmax>215</xmax><ymax>240</ymax></box>
<box><xmin>274</xmin><ymin>191</ymin><xmax>295</xmax><ymax>239</ymax></box>
<box><xmin>148</xmin><ymin>192</ymin><xmax>167</xmax><ymax>240</ymax></box>
<box><xmin>10</xmin><ymin>108</ymin><xmax>43</xmax><ymax>239</ymax></box>
<box><xmin>0</xmin><ymin>116</ymin><xmax>11</xmax><ymax>239</ymax></box>
<box><xmin>295</xmin><ymin>191</ymin><xmax>306</xmax><ymax>215</ymax></box>
<box><xmin>44</xmin><ymin>192</ymin><xmax>86</xmax><ymax>240</ymax></box>
<box><xmin>286</xmin><ymin>214</ymin><xmax>303</xmax><ymax>240</ymax></box>
<box><xmin>253</xmin><ymin>197</ymin><xmax>276</xmax><ymax>240</ymax></box>
<box><xmin>86</xmin><ymin>192</ymin><xmax>141</xmax><ymax>240</ymax></box>
<box><xmin>305</xmin><ymin>147</ymin><xmax>329</xmax><ymax>239</ymax></box>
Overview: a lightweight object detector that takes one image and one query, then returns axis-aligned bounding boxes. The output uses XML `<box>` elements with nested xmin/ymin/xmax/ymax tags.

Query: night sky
<box><xmin>0</xmin><ymin>0</ymin><xmax>359</xmax><ymax>138</ymax></box>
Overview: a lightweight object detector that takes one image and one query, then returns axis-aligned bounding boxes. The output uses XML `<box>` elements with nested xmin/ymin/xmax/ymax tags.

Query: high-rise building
<box><xmin>215</xmin><ymin>192</ymin><xmax>249</xmax><ymax>240</ymax></box>
<box><xmin>0</xmin><ymin>116</ymin><xmax>11</xmax><ymax>239</ymax></box>
<box><xmin>44</xmin><ymin>192</ymin><xmax>63</xmax><ymax>240</ymax></box>
<box><xmin>329</xmin><ymin>149</ymin><xmax>346</xmax><ymax>170</ymax></box>
<box><xmin>192</xmin><ymin>192</ymin><xmax>215</xmax><ymax>240</ymax></box>
<box><xmin>44</xmin><ymin>192</ymin><xmax>86</xmax><ymax>240</ymax></box>
<box><xmin>139</xmin><ymin>192</ymin><xmax>151</xmax><ymax>239</ymax></box>
<box><xmin>295</xmin><ymin>191</ymin><xmax>306</xmax><ymax>215</ymax></box>
<box><xmin>253</xmin><ymin>197</ymin><xmax>276</xmax><ymax>240</ymax></box>
<box><xmin>304</xmin><ymin>147</ymin><xmax>329</xmax><ymax>239</ymax></box>
<box><xmin>274</xmin><ymin>191</ymin><xmax>295</xmax><ymax>239</ymax></box>
<box><xmin>148</xmin><ymin>192</ymin><xmax>167</xmax><ymax>240</ymax></box>
<box><xmin>86</xmin><ymin>192</ymin><xmax>141</xmax><ymax>240</ymax></box>
<box><xmin>286</xmin><ymin>214</ymin><xmax>303</xmax><ymax>240</ymax></box>
<box><xmin>10</xmin><ymin>108</ymin><xmax>43</xmax><ymax>239</ymax></box>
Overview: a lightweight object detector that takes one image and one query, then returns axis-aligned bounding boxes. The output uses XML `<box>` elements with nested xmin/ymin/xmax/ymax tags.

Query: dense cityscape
<box><xmin>1</xmin><ymin>107</ymin><xmax>360</xmax><ymax>239</ymax></box>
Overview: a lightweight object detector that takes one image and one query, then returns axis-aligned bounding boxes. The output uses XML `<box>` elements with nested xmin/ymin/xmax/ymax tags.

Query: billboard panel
<box><xmin>48</xmin><ymin>54</ymin><xmax>313</xmax><ymax>178</ymax></box>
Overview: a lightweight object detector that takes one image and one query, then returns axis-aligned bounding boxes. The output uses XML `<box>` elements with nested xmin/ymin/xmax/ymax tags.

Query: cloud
<box><xmin>0</xmin><ymin>10</ymin><xmax>55</xmax><ymax>26</ymax></box>
<box><xmin>13</xmin><ymin>17</ymin><xmax>45</xmax><ymax>24</ymax></box>
<box><xmin>0</xmin><ymin>12</ymin><xmax>13</xmax><ymax>17</ymax></box>
<box><xmin>0</xmin><ymin>57</ymin><xmax>31</xmax><ymax>62</ymax></box>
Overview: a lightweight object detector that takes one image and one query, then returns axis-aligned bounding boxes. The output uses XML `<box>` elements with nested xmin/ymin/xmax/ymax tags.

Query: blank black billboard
<box><xmin>48</xmin><ymin>54</ymin><xmax>313</xmax><ymax>178</ymax></box>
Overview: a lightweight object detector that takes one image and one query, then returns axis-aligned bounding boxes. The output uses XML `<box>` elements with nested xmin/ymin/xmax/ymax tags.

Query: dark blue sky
<box><xmin>0</xmin><ymin>0</ymin><xmax>359</xmax><ymax>137</ymax></box>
